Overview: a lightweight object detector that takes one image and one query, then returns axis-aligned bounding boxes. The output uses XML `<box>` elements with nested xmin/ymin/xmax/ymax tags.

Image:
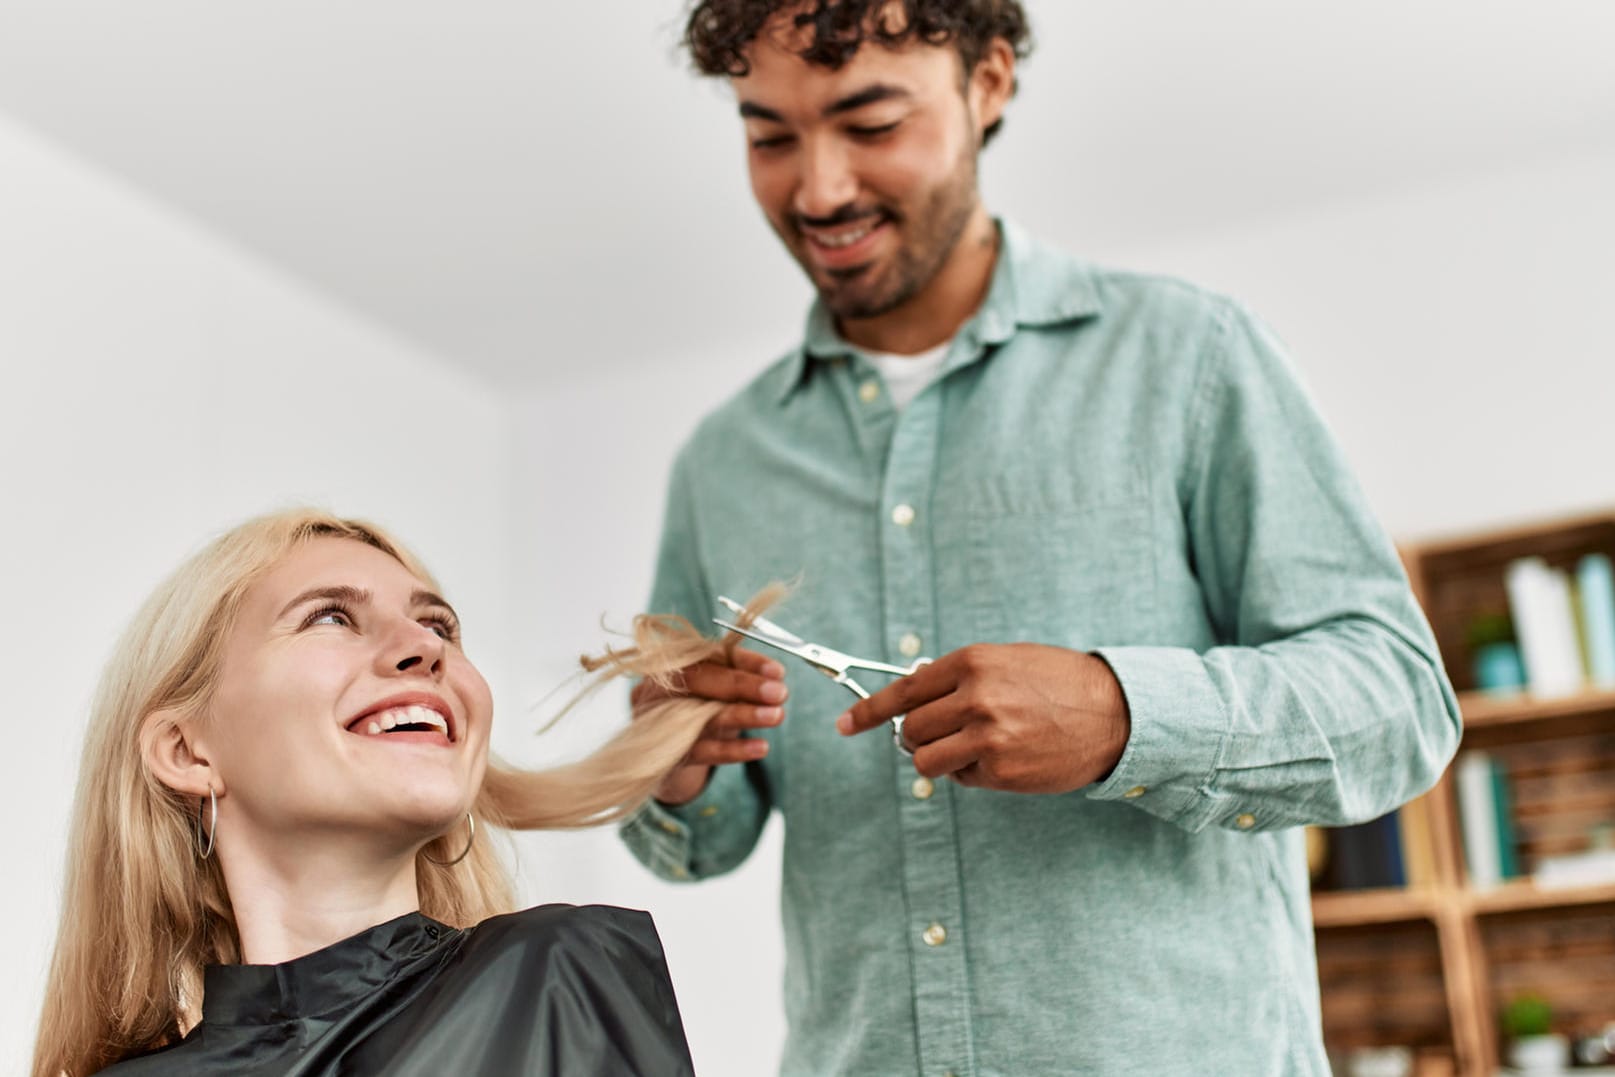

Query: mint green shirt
<box><xmin>621</xmin><ymin>221</ymin><xmax>1460</xmax><ymax>1077</ymax></box>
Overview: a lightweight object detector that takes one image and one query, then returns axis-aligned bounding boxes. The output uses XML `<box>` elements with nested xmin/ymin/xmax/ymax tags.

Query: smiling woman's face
<box><xmin>193</xmin><ymin>537</ymin><xmax>492</xmax><ymax>853</ymax></box>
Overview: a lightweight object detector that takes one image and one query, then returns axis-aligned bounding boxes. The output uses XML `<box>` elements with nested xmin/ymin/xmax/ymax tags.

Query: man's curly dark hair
<box><xmin>684</xmin><ymin>0</ymin><xmax>1034</xmax><ymax>146</ymax></box>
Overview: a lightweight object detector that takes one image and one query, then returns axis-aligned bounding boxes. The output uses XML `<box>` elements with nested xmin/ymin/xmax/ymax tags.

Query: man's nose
<box><xmin>793</xmin><ymin>138</ymin><xmax>859</xmax><ymax>222</ymax></box>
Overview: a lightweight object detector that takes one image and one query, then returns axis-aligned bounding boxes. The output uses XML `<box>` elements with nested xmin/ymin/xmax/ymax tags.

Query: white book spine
<box><xmin>1456</xmin><ymin>752</ymin><xmax>1501</xmax><ymax>889</ymax></box>
<box><xmin>1505</xmin><ymin>557</ymin><xmax>1584</xmax><ymax>697</ymax></box>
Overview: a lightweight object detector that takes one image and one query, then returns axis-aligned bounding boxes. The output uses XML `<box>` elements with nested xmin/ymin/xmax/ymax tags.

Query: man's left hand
<box><xmin>835</xmin><ymin>644</ymin><xmax>1132</xmax><ymax>794</ymax></box>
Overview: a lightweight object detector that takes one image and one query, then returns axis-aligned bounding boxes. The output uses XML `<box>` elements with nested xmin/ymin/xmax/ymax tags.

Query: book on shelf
<box><xmin>1505</xmin><ymin>557</ymin><xmax>1585</xmax><ymax>697</ymax></box>
<box><xmin>1456</xmin><ymin>751</ymin><xmax>1522</xmax><ymax>888</ymax></box>
<box><xmin>1317</xmin><ymin>810</ymin><xmax>1407</xmax><ymax>891</ymax></box>
<box><xmin>1490</xmin><ymin>759</ymin><xmax>1519</xmax><ymax>880</ymax></box>
<box><xmin>1533</xmin><ymin>848</ymin><xmax>1615</xmax><ymax>889</ymax></box>
<box><xmin>1398</xmin><ymin>795</ymin><xmax>1439</xmax><ymax>889</ymax></box>
<box><xmin>1579</xmin><ymin>553</ymin><xmax>1615</xmax><ymax>688</ymax></box>
<box><xmin>1501</xmin><ymin>553</ymin><xmax>1615</xmax><ymax>697</ymax></box>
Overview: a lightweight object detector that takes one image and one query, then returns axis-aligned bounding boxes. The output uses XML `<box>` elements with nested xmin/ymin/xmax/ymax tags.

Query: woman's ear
<box><xmin>140</xmin><ymin>708</ymin><xmax>222</xmax><ymax>798</ymax></box>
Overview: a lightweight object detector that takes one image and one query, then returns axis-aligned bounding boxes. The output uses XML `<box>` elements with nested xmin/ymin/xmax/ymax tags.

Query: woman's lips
<box><xmin>345</xmin><ymin>702</ymin><xmax>454</xmax><ymax>746</ymax></box>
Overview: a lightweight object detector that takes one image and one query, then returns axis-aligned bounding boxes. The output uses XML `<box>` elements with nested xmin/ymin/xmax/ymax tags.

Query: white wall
<box><xmin>507</xmin><ymin>350</ymin><xmax>793</xmax><ymax>1076</ymax></box>
<box><xmin>510</xmin><ymin>148</ymin><xmax>1615</xmax><ymax>1076</ymax></box>
<box><xmin>1104</xmin><ymin>147</ymin><xmax>1615</xmax><ymax>538</ymax></box>
<box><xmin>0</xmin><ymin>115</ymin><xmax>515</xmax><ymax>1073</ymax></box>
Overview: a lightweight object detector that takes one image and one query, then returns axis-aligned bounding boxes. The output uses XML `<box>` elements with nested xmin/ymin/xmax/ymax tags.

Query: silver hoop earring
<box><xmin>196</xmin><ymin>787</ymin><xmax>218</xmax><ymax>860</ymax></box>
<box><xmin>424</xmin><ymin>812</ymin><xmax>476</xmax><ymax>867</ymax></box>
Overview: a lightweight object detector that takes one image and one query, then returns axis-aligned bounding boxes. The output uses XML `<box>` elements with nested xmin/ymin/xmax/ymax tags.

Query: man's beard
<box><xmin>797</xmin><ymin>148</ymin><xmax>979</xmax><ymax>322</ymax></box>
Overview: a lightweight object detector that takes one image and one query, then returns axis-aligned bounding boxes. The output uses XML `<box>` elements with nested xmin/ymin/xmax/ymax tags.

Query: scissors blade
<box><xmin>712</xmin><ymin>617</ymin><xmax>832</xmax><ymax>670</ymax></box>
<box><xmin>712</xmin><ymin>615</ymin><xmax>871</xmax><ymax>681</ymax></box>
<box><xmin>715</xmin><ymin>595</ymin><xmax>805</xmax><ymax>646</ymax></box>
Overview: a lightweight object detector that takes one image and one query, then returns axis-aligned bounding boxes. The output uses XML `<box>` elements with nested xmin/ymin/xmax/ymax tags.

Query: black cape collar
<box><xmin>201</xmin><ymin>912</ymin><xmax>454</xmax><ymax>1027</ymax></box>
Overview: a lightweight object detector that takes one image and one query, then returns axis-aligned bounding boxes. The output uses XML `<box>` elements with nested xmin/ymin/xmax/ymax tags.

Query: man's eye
<box><xmin>849</xmin><ymin>121</ymin><xmax>901</xmax><ymax>139</ymax></box>
<box><xmin>750</xmin><ymin>135</ymin><xmax>795</xmax><ymax>151</ymax></box>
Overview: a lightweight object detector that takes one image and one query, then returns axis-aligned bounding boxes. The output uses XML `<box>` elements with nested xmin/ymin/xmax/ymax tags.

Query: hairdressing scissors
<box><xmin>713</xmin><ymin>595</ymin><xmax>931</xmax><ymax>756</ymax></box>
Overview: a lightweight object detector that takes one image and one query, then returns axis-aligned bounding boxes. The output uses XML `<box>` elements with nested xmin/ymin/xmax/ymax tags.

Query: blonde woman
<box><xmin>33</xmin><ymin>510</ymin><xmax>752</xmax><ymax>1076</ymax></box>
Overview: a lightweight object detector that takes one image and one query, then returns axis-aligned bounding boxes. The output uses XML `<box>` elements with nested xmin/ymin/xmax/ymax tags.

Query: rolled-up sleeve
<box><xmin>1087</xmin><ymin>301</ymin><xmax>1461</xmax><ymax>832</ymax></box>
<box><xmin>617</xmin><ymin>445</ymin><xmax>774</xmax><ymax>878</ymax></box>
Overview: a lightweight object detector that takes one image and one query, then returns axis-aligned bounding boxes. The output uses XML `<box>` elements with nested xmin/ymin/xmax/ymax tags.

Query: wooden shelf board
<box><xmin>1410</xmin><ymin>509</ymin><xmax>1615</xmax><ymax>561</ymax></box>
<box><xmin>1468</xmin><ymin>879</ymin><xmax>1615</xmax><ymax>916</ymax></box>
<box><xmin>1312</xmin><ymin>887</ymin><xmax>1436</xmax><ymax>927</ymax></box>
<box><xmin>1459</xmin><ymin>687</ymin><xmax>1615</xmax><ymax>728</ymax></box>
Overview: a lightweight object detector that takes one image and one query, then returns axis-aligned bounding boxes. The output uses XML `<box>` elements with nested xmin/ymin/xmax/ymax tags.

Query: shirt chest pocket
<box><xmin>936</xmin><ymin>489</ymin><xmax>1158</xmax><ymax>650</ymax></box>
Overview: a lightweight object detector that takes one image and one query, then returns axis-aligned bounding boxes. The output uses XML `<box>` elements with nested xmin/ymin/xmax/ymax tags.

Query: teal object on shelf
<box><xmin>1474</xmin><ymin>641</ymin><xmax>1526</xmax><ymax>694</ymax></box>
<box><xmin>1578</xmin><ymin>553</ymin><xmax>1615</xmax><ymax>687</ymax></box>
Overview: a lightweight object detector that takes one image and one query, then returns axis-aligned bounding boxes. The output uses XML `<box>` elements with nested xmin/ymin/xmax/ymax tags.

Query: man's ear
<box><xmin>140</xmin><ymin>708</ymin><xmax>222</xmax><ymax>799</ymax></box>
<box><xmin>968</xmin><ymin>37</ymin><xmax>1017</xmax><ymax>143</ymax></box>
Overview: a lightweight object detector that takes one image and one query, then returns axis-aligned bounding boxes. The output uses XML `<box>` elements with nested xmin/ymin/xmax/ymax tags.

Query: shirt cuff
<box><xmin>618</xmin><ymin>761</ymin><xmax>762</xmax><ymax>880</ymax></box>
<box><xmin>1085</xmin><ymin>646</ymin><xmax>1231</xmax><ymax>832</ymax></box>
<box><xmin>619</xmin><ymin>798</ymin><xmax>697</xmax><ymax>882</ymax></box>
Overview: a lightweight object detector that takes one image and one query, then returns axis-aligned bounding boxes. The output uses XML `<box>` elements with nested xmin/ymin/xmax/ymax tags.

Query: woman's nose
<box><xmin>381</xmin><ymin>619</ymin><xmax>445</xmax><ymax>676</ymax></box>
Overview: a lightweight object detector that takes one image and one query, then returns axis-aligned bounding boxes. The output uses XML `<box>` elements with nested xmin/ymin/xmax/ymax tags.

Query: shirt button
<box><xmin>898</xmin><ymin>633</ymin><xmax>923</xmax><ymax>658</ymax></box>
<box><xmin>1123</xmin><ymin>785</ymin><xmax>1147</xmax><ymax>799</ymax></box>
<box><xmin>699</xmin><ymin>805</ymin><xmax>720</xmax><ymax>818</ymax></box>
<box><xmin>858</xmin><ymin>379</ymin><xmax>881</xmax><ymax>403</ymax></box>
<box><xmin>911</xmin><ymin>777</ymin><xmax>935</xmax><ymax>800</ymax></box>
<box><xmin>659</xmin><ymin>819</ymin><xmax>681</xmax><ymax>835</ymax></box>
<box><xmin>891</xmin><ymin>503</ymin><xmax>916</xmax><ymax>527</ymax></box>
<box><xmin>1236</xmin><ymin>813</ymin><xmax>1257</xmax><ymax>830</ymax></box>
<box><xmin>922</xmin><ymin>922</ymin><xmax>948</xmax><ymax>947</ymax></box>
<box><xmin>671</xmin><ymin>865</ymin><xmax>689</xmax><ymax>879</ymax></box>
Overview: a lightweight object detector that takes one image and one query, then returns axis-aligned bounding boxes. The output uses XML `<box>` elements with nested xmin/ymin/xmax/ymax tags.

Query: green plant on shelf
<box><xmin>1464</xmin><ymin>611</ymin><xmax>1515</xmax><ymax>651</ymax></box>
<box><xmin>1501</xmin><ymin>993</ymin><xmax>1553</xmax><ymax>1039</ymax></box>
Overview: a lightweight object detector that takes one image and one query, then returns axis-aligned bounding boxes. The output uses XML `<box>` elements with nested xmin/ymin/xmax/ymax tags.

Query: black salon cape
<box><xmin>96</xmin><ymin>905</ymin><xmax>696</xmax><ymax>1076</ymax></box>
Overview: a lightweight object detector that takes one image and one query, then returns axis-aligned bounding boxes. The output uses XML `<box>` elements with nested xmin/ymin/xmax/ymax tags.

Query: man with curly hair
<box><xmin>620</xmin><ymin>3</ymin><xmax>1460</xmax><ymax>1075</ymax></box>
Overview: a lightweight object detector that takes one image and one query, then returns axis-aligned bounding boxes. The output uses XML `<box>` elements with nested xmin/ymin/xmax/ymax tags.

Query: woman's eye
<box><xmin>750</xmin><ymin>135</ymin><xmax>794</xmax><ymax>152</ymax></box>
<box><xmin>304</xmin><ymin>606</ymin><xmax>354</xmax><ymax>629</ymax></box>
<box><xmin>423</xmin><ymin>616</ymin><xmax>460</xmax><ymax>642</ymax></box>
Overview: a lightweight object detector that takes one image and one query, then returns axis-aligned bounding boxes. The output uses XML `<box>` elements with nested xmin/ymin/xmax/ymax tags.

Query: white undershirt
<box><xmin>862</xmin><ymin>341</ymin><xmax>952</xmax><ymax>412</ymax></box>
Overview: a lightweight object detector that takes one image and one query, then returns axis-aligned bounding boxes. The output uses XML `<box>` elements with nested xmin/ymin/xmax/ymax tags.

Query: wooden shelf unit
<box><xmin>1311</xmin><ymin>510</ymin><xmax>1615</xmax><ymax>1077</ymax></box>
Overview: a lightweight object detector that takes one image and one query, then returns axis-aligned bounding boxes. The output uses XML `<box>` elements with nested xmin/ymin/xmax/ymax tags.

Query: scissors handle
<box><xmin>846</xmin><ymin>656</ymin><xmax>930</xmax><ymax>678</ymax></box>
<box><xmin>832</xmin><ymin>669</ymin><xmax>921</xmax><ymax>757</ymax></box>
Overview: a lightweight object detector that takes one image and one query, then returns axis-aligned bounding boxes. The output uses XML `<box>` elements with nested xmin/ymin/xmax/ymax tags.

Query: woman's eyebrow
<box><xmin>412</xmin><ymin>589</ymin><xmax>459</xmax><ymax>621</ymax></box>
<box><xmin>276</xmin><ymin>584</ymin><xmax>370</xmax><ymax>620</ymax></box>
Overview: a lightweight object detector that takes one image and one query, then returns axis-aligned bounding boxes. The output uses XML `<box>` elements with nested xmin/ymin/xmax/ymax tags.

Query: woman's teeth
<box><xmin>361</xmin><ymin>704</ymin><xmax>449</xmax><ymax>737</ymax></box>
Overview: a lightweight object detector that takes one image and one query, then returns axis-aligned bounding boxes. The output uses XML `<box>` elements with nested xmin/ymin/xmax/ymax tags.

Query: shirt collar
<box><xmin>773</xmin><ymin>218</ymin><xmax>1103</xmax><ymax>404</ymax></box>
<box><xmin>201</xmin><ymin>912</ymin><xmax>454</xmax><ymax>1026</ymax></box>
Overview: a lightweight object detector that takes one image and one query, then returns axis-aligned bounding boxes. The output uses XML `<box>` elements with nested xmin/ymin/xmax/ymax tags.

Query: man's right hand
<box><xmin>633</xmin><ymin>646</ymin><xmax>788</xmax><ymax>806</ymax></box>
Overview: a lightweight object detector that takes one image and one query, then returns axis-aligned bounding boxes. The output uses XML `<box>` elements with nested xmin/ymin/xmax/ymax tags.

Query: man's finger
<box><xmin>730</xmin><ymin>645</ymin><xmax>786</xmax><ymax>678</ymax></box>
<box><xmin>895</xmin><ymin>694</ymin><xmax>969</xmax><ymax>749</ymax></box>
<box><xmin>835</xmin><ymin>653</ymin><xmax>959</xmax><ymax>735</ymax></box>
<box><xmin>709</xmin><ymin>701</ymin><xmax>786</xmax><ymax>736</ymax></box>
<box><xmin>676</xmin><ymin>657</ymin><xmax>789</xmax><ymax>706</ymax></box>
<box><xmin>685</xmin><ymin>736</ymin><xmax>771</xmax><ymax>767</ymax></box>
<box><xmin>912</xmin><ymin>726</ymin><xmax>984</xmax><ymax>780</ymax></box>
<box><xmin>947</xmin><ymin>761</ymin><xmax>985</xmax><ymax>787</ymax></box>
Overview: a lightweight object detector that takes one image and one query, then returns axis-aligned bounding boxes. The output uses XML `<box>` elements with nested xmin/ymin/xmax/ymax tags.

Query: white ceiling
<box><xmin>1</xmin><ymin>0</ymin><xmax>1612</xmax><ymax>386</ymax></box>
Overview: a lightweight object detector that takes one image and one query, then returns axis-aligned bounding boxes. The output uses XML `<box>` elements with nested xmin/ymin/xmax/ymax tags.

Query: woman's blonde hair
<box><xmin>33</xmin><ymin>508</ymin><xmax>764</xmax><ymax>1077</ymax></box>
